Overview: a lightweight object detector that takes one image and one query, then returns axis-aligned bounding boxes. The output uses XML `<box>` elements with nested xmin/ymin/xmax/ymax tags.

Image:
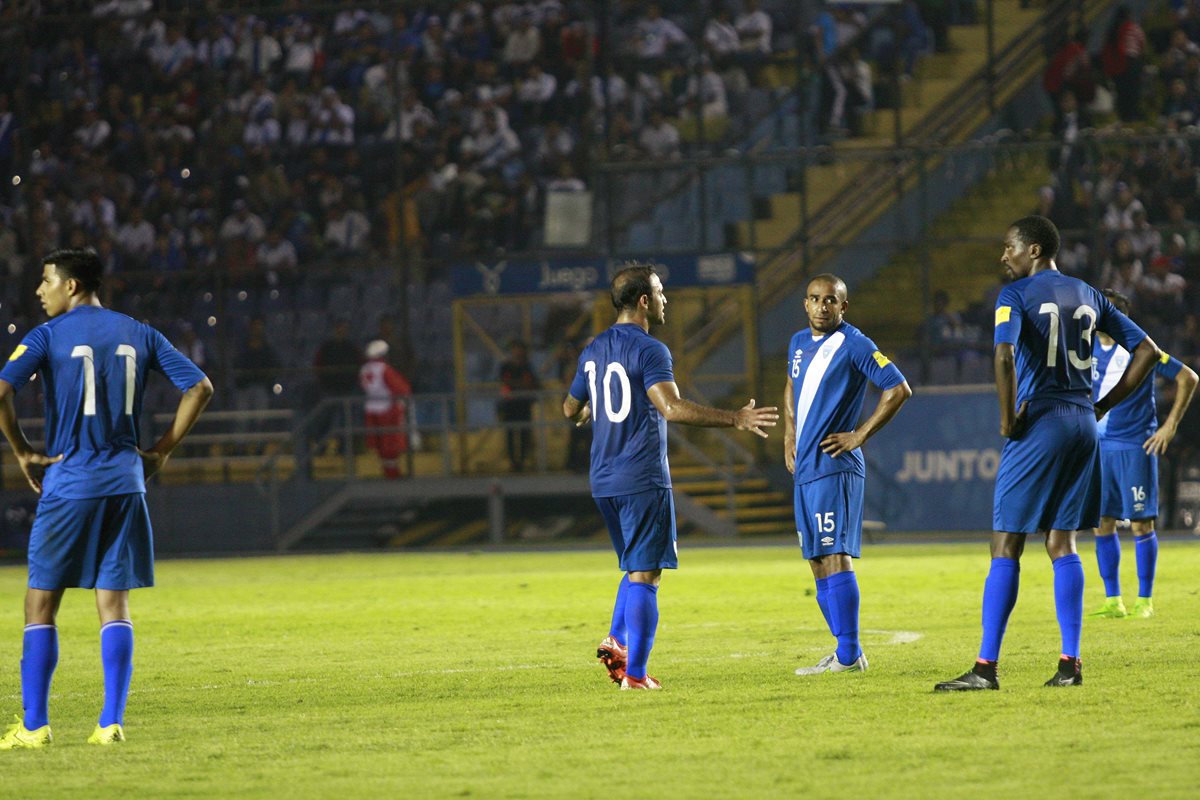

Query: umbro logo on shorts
<box><xmin>821</xmin><ymin>536</ymin><xmax>835</xmax><ymax>546</ymax></box>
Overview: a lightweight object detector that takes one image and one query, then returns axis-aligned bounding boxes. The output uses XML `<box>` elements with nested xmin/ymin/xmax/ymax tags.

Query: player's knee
<box><xmin>1131</xmin><ymin>518</ymin><xmax>1156</xmax><ymax>536</ymax></box>
<box><xmin>628</xmin><ymin>569</ymin><xmax>662</xmax><ymax>586</ymax></box>
<box><xmin>1097</xmin><ymin>518</ymin><xmax>1119</xmax><ymax>535</ymax></box>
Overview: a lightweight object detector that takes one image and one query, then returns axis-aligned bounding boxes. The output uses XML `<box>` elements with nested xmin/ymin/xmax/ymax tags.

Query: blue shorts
<box><xmin>595</xmin><ymin>489</ymin><xmax>678</xmax><ymax>572</ymax></box>
<box><xmin>993</xmin><ymin>404</ymin><xmax>1099</xmax><ymax>533</ymax></box>
<box><xmin>793</xmin><ymin>472</ymin><xmax>864</xmax><ymax>560</ymax></box>
<box><xmin>28</xmin><ymin>493</ymin><xmax>154</xmax><ymax>591</ymax></box>
<box><xmin>1099</xmin><ymin>444</ymin><xmax>1158</xmax><ymax>521</ymax></box>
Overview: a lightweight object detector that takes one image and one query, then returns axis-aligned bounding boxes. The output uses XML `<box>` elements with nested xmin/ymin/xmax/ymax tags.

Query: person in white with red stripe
<box><xmin>358</xmin><ymin>340</ymin><xmax>413</xmax><ymax>479</ymax></box>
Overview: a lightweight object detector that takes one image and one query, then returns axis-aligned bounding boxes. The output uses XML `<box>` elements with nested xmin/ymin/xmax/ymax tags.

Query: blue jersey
<box><xmin>0</xmin><ymin>306</ymin><xmax>207</xmax><ymax>500</ymax></box>
<box><xmin>568</xmin><ymin>323</ymin><xmax>674</xmax><ymax>497</ymax></box>
<box><xmin>787</xmin><ymin>321</ymin><xmax>905</xmax><ymax>484</ymax></box>
<box><xmin>993</xmin><ymin>271</ymin><xmax>1146</xmax><ymax>410</ymax></box>
<box><xmin>1093</xmin><ymin>345</ymin><xmax>1183</xmax><ymax>448</ymax></box>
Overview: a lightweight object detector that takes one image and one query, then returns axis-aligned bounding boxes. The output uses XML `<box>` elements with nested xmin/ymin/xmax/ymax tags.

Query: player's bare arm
<box><xmin>138</xmin><ymin>377</ymin><xmax>214</xmax><ymax>479</ymax></box>
<box><xmin>820</xmin><ymin>380</ymin><xmax>913</xmax><ymax>458</ymax></box>
<box><xmin>1143</xmin><ymin>362</ymin><xmax>1197</xmax><ymax>456</ymax></box>
<box><xmin>993</xmin><ymin>344</ymin><xmax>1029</xmax><ymax>439</ymax></box>
<box><xmin>1094</xmin><ymin>337</ymin><xmax>1161</xmax><ymax>421</ymax></box>
<box><xmin>0</xmin><ymin>380</ymin><xmax>63</xmax><ymax>494</ymax></box>
<box><xmin>562</xmin><ymin>394</ymin><xmax>591</xmax><ymax>427</ymax></box>
<box><xmin>646</xmin><ymin>381</ymin><xmax>778</xmax><ymax>438</ymax></box>
<box><xmin>783</xmin><ymin>378</ymin><xmax>796</xmax><ymax>474</ymax></box>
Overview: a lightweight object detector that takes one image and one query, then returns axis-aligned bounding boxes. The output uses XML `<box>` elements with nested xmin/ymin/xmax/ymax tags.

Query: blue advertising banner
<box><xmin>451</xmin><ymin>253</ymin><xmax>755</xmax><ymax>296</ymax></box>
<box><xmin>864</xmin><ymin>387</ymin><xmax>1005</xmax><ymax>531</ymax></box>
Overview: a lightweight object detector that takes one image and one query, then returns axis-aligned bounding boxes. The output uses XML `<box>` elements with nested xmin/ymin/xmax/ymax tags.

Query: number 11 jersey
<box><xmin>568</xmin><ymin>323</ymin><xmax>675</xmax><ymax>498</ymax></box>
<box><xmin>0</xmin><ymin>306</ymin><xmax>207</xmax><ymax>499</ymax></box>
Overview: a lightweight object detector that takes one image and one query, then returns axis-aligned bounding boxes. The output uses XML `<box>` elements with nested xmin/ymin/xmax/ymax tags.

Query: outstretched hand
<box><xmin>16</xmin><ymin>450</ymin><xmax>63</xmax><ymax>494</ymax></box>
<box><xmin>734</xmin><ymin>398</ymin><xmax>779</xmax><ymax>439</ymax></box>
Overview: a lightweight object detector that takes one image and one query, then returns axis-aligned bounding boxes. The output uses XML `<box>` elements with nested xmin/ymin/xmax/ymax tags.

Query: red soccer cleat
<box><xmin>597</xmin><ymin>636</ymin><xmax>628</xmax><ymax>684</ymax></box>
<box><xmin>620</xmin><ymin>674</ymin><xmax>662</xmax><ymax>690</ymax></box>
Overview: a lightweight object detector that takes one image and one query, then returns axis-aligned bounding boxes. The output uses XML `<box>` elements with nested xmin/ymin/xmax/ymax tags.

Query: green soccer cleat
<box><xmin>87</xmin><ymin>723</ymin><xmax>125</xmax><ymax>745</ymax></box>
<box><xmin>1087</xmin><ymin>597</ymin><xmax>1128</xmax><ymax>619</ymax></box>
<box><xmin>1130</xmin><ymin>598</ymin><xmax>1155</xmax><ymax>619</ymax></box>
<box><xmin>0</xmin><ymin>715</ymin><xmax>52</xmax><ymax>750</ymax></box>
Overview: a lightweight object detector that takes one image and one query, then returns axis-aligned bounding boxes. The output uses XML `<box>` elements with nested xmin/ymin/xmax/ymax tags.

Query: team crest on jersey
<box><xmin>791</xmin><ymin>348</ymin><xmax>803</xmax><ymax>378</ymax></box>
<box><xmin>7</xmin><ymin>345</ymin><xmax>26</xmax><ymax>361</ymax></box>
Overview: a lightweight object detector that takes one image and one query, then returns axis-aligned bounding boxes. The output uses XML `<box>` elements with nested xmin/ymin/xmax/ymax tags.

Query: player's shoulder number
<box><xmin>583</xmin><ymin>359</ymin><xmax>632</xmax><ymax>423</ymax></box>
<box><xmin>72</xmin><ymin>343</ymin><xmax>139</xmax><ymax>416</ymax></box>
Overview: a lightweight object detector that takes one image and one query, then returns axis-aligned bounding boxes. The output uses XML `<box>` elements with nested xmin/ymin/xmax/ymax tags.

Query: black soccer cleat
<box><xmin>933</xmin><ymin>669</ymin><xmax>1000</xmax><ymax>692</ymax></box>
<box><xmin>1044</xmin><ymin>657</ymin><xmax>1082</xmax><ymax>687</ymax></box>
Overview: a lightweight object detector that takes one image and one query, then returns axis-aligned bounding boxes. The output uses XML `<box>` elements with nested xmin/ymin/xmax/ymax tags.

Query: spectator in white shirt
<box><xmin>256</xmin><ymin>228</ymin><xmax>298</xmax><ymax>286</ymax></box>
<box><xmin>237</xmin><ymin>20</ymin><xmax>283</xmax><ymax>76</ymax></box>
<box><xmin>324</xmin><ymin>202</ymin><xmax>371</xmax><ymax>254</ymax></box>
<box><xmin>517</xmin><ymin>63</ymin><xmax>558</xmax><ymax>122</ymax></box>
<box><xmin>638</xmin><ymin>109</ymin><xmax>681</xmax><ymax>159</ymax></box>
<box><xmin>196</xmin><ymin>23</ymin><xmax>236</xmax><ymax>71</ymax></box>
<box><xmin>503</xmin><ymin>13</ymin><xmax>542</xmax><ymax>66</ymax></box>
<box><xmin>308</xmin><ymin>87</ymin><xmax>355</xmax><ymax>146</ymax></box>
<box><xmin>115</xmin><ymin>205</ymin><xmax>157</xmax><ymax>263</ymax></box>
<box><xmin>705</xmin><ymin>8</ymin><xmax>741</xmax><ymax>67</ymax></box>
<box><xmin>1102</xmin><ymin>181</ymin><xmax>1145</xmax><ymax>233</ymax></box>
<box><xmin>75</xmin><ymin>105</ymin><xmax>112</xmax><ymax>151</ymax></box>
<box><xmin>635</xmin><ymin>4</ymin><xmax>688</xmax><ymax>63</ymax></box>
<box><xmin>534</xmin><ymin>120</ymin><xmax>575</xmax><ymax>168</ymax></box>
<box><xmin>686</xmin><ymin>60</ymin><xmax>728</xmax><ymax>120</ymax></box>
<box><xmin>72</xmin><ymin>187</ymin><xmax>118</xmax><ymax>236</ymax></box>
<box><xmin>735</xmin><ymin>0</ymin><xmax>773</xmax><ymax>55</ymax></box>
<box><xmin>151</xmin><ymin>26</ymin><xmax>196</xmax><ymax>79</ymax></box>
<box><xmin>545</xmin><ymin>162</ymin><xmax>586</xmax><ymax>192</ymax></box>
<box><xmin>219</xmin><ymin>199</ymin><xmax>267</xmax><ymax>243</ymax></box>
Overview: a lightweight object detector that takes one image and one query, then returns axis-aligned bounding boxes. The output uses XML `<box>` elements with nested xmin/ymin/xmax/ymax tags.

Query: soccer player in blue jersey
<box><xmin>785</xmin><ymin>274</ymin><xmax>912</xmax><ymax>676</ymax></box>
<box><xmin>562</xmin><ymin>263</ymin><xmax>778</xmax><ymax>690</ymax></box>
<box><xmin>935</xmin><ymin>216</ymin><xmax>1160</xmax><ymax>692</ymax></box>
<box><xmin>1088</xmin><ymin>289</ymin><xmax>1196</xmax><ymax>620</ymax></box>
<box><xmin>0</xmin><ymin>249</ymin><xmax>212</xmax><ymax>748</ymax></box>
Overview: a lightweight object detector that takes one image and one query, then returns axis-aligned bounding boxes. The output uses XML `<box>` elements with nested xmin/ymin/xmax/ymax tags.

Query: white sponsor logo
<box><xmin>538</xmin><ymin>262</ymin><xmax>597</xmax><ymax>292</ymax></box>
<box><xmin>895</xmin><ymin>449</ymin><xmax>1001</xmax><ymax>482</ymax></box>
<box><xmin>697</xmin><ymin>253</ymin><xmax>735</xmax><ymax>282</ymax></box>
<box><xmin>821</xmin><ymin>536</ymin><xmax>835</xmax><ymax>546</ymax></box>
<box><xmin>475</xmin><ymin>260</ymin><xmax>507</xmax><ymax>294</ymax></box>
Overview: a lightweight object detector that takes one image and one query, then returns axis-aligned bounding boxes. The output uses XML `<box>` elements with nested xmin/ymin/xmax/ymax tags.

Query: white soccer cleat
<box><xmin>794</xmin><ymin>652</ymin><xmax>837</xmax><ymax>675</ymax></box>
<box><xmin>829</xmin><ymin>653</ymin><xmax>868</xmax><ymax>673</ymax></box>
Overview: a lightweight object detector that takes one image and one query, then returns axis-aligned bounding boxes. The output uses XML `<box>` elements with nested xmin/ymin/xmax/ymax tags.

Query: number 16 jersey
<box><xmin>568</xmin><ymin>323</ymin><xmax>675</xmax><ymax>497</ymax></box>
<box><xmin>0</xmin><ymin>305</ymin><xmax>207</xmax><ymax>499</ymax></box>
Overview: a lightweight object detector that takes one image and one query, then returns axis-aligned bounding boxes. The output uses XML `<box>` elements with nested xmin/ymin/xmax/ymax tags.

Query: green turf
<box><xmin>2</xmin><ymin>541</ymin><xmax>1199</xmax><ymax>798</ymax></box>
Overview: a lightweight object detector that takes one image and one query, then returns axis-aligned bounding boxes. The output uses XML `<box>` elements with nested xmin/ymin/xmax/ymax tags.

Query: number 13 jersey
<box><xmin>0</xmin><ymin>306</ymin><xmax>207</xmax><ymax>499</ymax></box>
<box><xmin>993</xmin><ymin>271</ymin><xmax>1146</xmax><ymax>409</ymax></box>
<box><xmin>568</xmin><ymin>323</ymin><xmax>675</xmax><ymax>497</ymax></box>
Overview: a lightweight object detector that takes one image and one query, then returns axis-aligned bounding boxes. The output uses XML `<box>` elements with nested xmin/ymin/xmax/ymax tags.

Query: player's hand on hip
<box><xmin>820</xmin><ymin>431</ymin><xmax>863</xmax><ymax>458</ymax></box>
<box><xmin>16</xmin><ymin>451</ymin><xmax>63</xmax><ymax>494</ymax></box>
<box><xmin>734</xmin><ymin>398</ymin><xmax>779</xmax><ymax>438</ymax></box>
<box><xmin>1143</xmin><ymin>424</ymin><xmax>1175</xmax><ymax>456</ymax></box>
<box><xmin>138</xmin><ymin>447</ymin><xmax>169</xmax><ymax>479</ymax></box>
<box><xmin>1003</xmin><ymin>401</ymin><xmax>1030</xmax><ymax>439</ymax></box>
<box><xmin>784</xmin><ymin>441</ymin><xmax>796</xmax><ymax>474</ymax></box>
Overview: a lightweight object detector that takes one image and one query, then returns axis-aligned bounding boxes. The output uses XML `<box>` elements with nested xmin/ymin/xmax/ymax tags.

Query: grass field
<box><xmin>1</xmin><ymin>539</ymin><xmax>1198</xmax><ymax>799</ymax></box>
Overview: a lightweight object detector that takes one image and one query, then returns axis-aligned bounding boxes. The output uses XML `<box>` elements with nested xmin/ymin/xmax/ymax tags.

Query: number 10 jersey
<box><xmin>568</xmin><ymin>323</ymin><xmax>675</xmax><ymax>498</ymax></box>
<box><xmin>0</xmin><ymin>305</ymin><xmax>207</xmax><ymax>499</ymax></box>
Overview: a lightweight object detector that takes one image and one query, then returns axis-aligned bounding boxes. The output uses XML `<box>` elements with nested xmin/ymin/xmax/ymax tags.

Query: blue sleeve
<box><xmin>851</xmin><ymin>335</ymin><xmax>905</xmax><ymax>390</ymax></box>
<box><xmin>641</xmin><ymin>339</ymin><xmax>674</xmax><ymax>390</ymax></box>
<box><xmin>993</xmin><ymin>285</ymin><xmax>1022</xmax><ymax>347</ymax></box>
<box><xmin>0</xmin><ymin>326</ymin><xmax>50</xmax><ymax>391</ymax></box>
<box><xmin>786</xmin><ymin>333</ymin><xmax>800</xmax><ymax>380</ymax></box>
<box><xmin>1095</xmin><ymin>294</ymin><xmax>1147</xmax><ymax>353</ymax></box>
<box><xmin>568</xmin><ymin>358</ymin><xmax>588</xmax><ymax>402</ymax></box>
<box><xmin>1155</xmin><ymin>352</ymin><xmax>1184</xmax><ymax>381</ymax></box>
<box><xmin>147</xmin><ymin>327</ymin><xmax>207</xmax><ymax>391</ymax></box>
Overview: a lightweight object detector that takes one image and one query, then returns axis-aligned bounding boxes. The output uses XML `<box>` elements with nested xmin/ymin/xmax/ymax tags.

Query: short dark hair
<box><xmin>43</xmin><ymin>248</ymin><xmax>103</xmax><ymax>294</ymax></box>
<box><xmin>610</xmin><ymin>262</ymin><xmax>657</xmax><ymax>311</ymax></box>
<box><xmin>807</xmin><ymin>272</ymin><xmax>847</xmax><ymax>300</ymax></box>
<box><xmin>1009</xmin><ymin>215</ymin><xmax>1060</xmax><ymax>259</ymax></box>
<box><xmin>1102</xmin><ymin>288</ymin><xmax>1132</xmax><ymax>315</ymax></box>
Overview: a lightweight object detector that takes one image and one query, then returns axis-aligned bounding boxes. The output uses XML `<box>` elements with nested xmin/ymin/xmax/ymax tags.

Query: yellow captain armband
<box><xmin>1160</xmin><ymin>351</ymin><xmax>1171</xmax><ymax>364</ymax></box>
<box><xmin>994</xmin><ymin>306</ymin><xmax>1011</xmax><ymax>325</ymax></box>
<box><xmin>872</xmin><ymin>351</ymin><xmax>892</xmax><ymax>368</ymax></box>
<box><xmin>7</xmin><ymin>345</ymin><xmax>26</xmax><ymax>362</ymax></box>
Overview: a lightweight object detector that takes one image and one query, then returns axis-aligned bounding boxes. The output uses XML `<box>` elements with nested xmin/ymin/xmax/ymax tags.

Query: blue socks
<box><xmin>826</xmin><ymin>572</ymin><xmax>861</xmax><ymax>665</ymax></box>
<box><xmin>21</xmin><ymin>624</ymin><xmax>58</xmax><ymax>730</ymax></box>
<box><xmin>1094</xmin><ymin>533</ymin><xmax>1122</xmax><ymax>597</ymax></box>
<box><xmin>814</xmin><ymin>577</ymin><xmax>834</xmax><ymax>636</ymax></box>
<box><xmin>623</xmin><ymin>582</ymin><xmax>659</xmax><ymax>680</ymax></box>
<box><xmin>1135</xmin><ymin>532</ymin><xmax>1157</xmax><ymax>598</ymax></box>
<box><xmin>608</xmin><ymin>574</ymin><xmax>631</xmax><ymax>644</ymax></box>
<box><xmin>99</xmin><ymin>620</ymin><xmax>134</xmax><ymax>727</ymax></box>
<box><xmin>978</xmin><ymin>557</ymin><xmax>1020</xmax><ymax>662</ymax></box>
<box><xmin>1052</xmin><ymin>554</ymin><xmax>1084</xmax><ymax>659</ymax></box>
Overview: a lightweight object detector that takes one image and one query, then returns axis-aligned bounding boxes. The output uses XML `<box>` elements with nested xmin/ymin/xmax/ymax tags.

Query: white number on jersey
<box><xmin>72</xmin><ymin>344</ymin><xmax>138</xmax><ymax>417</ymax></box>
<box><xmin>584</xmin><ymin>360</ymin><xmax>633</xmax><ymax>423</ymax></box>
<box><xmin>1038</xmin><ymin>303</ymin><xmax>1096</xmax><ymax>369</ymax></box>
